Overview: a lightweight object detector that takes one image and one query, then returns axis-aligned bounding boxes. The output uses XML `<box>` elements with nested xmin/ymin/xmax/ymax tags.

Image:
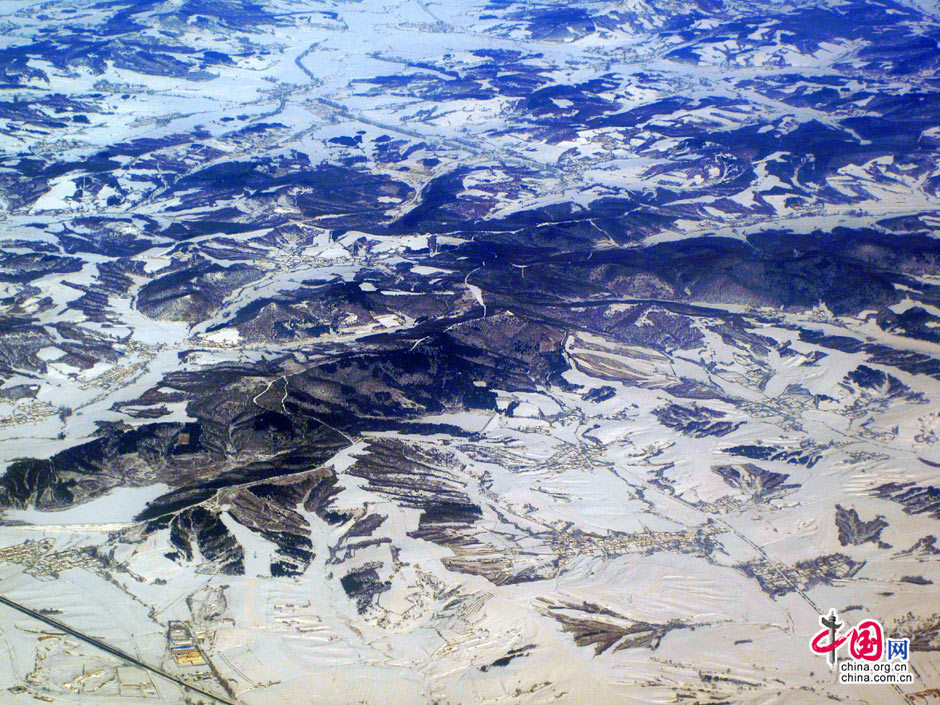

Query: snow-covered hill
<box><xmin>0</xmin><ymin>0</ymin><xmax>939</xmax><ymax>703</ymax></box>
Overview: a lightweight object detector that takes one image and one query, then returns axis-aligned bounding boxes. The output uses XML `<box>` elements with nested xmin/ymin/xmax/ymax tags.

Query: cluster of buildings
<box><xmin>549</xmin><ymin>521</ymin><xmax>725</xmax><ymax>559</ymax></box>
<box><xmin>907</xmin><ymin>689</ymin><xmax>940</xmax><ymax>702</ymax></box>
<box><xmin>0</xmin><ymin>399</ymin><xmax>57</xmax><ymax>429</ymax></box>
<box><xmin>271</xmin><ymin>602</ymin><xmax>323</xmax><ymax>634</ymax></box>
<box><xmin>167</xmin><ymin>622</ymin><xmax>206</xmax><ymax>667</ymax></box>
<box><xmin>0</xmin><ymin>538</ymin><xmax>101</xmax><ymax>580</ymax></box>
<box><xmin>740</xmin><ymin>553</ymin><xmax>863</xmax><ymax>598</ymax></box>
<box><xmin>79</xmin><ymin>359</ymin><xmax>147</xmax><ymax>394</ymax></box>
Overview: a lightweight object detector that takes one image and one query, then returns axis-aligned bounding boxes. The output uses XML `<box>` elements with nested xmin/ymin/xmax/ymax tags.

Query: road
<box><xmin>547</xmin><ymin>352</ymin><xmax>912</xmax><ymax>704</ymax></box>
<box><xmin>0</xmin><ymin>594</ymin><xmax>237</xmax><ymax>705</ymax></box>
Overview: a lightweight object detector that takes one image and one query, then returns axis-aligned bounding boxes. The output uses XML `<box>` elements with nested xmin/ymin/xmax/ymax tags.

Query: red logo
<box><xmin>810</xmin><ymin>610</ymin><xmax>886</xmax><ymax>669</ymax></box>
<box><xmin>811</xmin><ymin>628</ymin><xmax>847</xmax><ymax>654</ymax></box>
<box><xmin>848</xmin><ymin>620</ymin><xmax>883</xmax><ymax>661</ymax></box>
